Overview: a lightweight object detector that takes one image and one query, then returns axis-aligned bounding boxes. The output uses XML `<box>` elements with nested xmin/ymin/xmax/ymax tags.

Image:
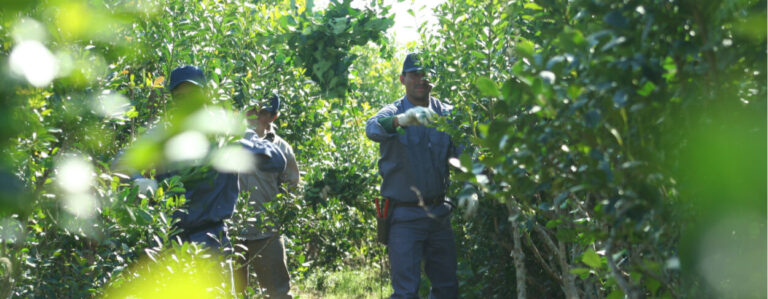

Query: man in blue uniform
<box><xmin>162</xmin><ymin>65</ymin><xmax>242</xmax><ymax>250</ymax></box>
<box><xmin>130</xmin><ymin>66</ymin><xmax>286</xmax><ymax>250</ymax></box>
<box><xmin>365</xmin><ymin>53</ymin><xmax>460</xmax><ymax>298</ymax></box>
<box><xmin>115</xmin><ymin>66</ymin><xmax>285</xmax><ymax>297</ymax></box>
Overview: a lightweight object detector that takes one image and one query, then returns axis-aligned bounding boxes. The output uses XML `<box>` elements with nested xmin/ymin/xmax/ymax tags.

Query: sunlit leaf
<box><xmin>515</xmin><ymin>38</ymin><xmax>535</xmax><ymax>59</ymax></box>
<box><xmin>475</xmin><ymin>77</ymin><xmax>500</xmax><ymax>98</ymax></box>
<box><xmin>581</xmin><ymin>249</ymin><xmax>602</xmax><ymax>269</ymax></box>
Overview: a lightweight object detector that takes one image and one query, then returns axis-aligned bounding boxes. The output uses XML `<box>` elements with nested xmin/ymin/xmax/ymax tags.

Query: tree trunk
<box><xmin>558</xmin><ymin>240</ymin><xmax>579</xmax><ymax>299</ymax></box>
<box><xmin>512</xmin><ymin>223</ymin><xmax>527</xmax><ymax>299</ymax></box>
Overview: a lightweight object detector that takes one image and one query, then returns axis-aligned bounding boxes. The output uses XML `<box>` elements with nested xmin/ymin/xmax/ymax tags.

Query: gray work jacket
<box><xmin>238</xmin><ymin>128</ymin><xmax>300</xmax><ymax>239</ymax></box>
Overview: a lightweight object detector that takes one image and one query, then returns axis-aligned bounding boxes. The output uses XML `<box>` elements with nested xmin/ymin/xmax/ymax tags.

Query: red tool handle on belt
<box><xmin>375</xmin><ymin>198</ymin><xmax>391</xmax><ymax>218</ymax></box>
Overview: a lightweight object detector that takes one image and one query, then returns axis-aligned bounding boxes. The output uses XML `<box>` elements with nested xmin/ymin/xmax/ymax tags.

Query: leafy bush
<box><xmin>0</xmin><ymin>0</ymin><xmax>395</xmax><ymax>296</ymax></box>
<box><xmin>421</xmin><ymin>0</ymin><xmax>766</xmax><ymax>297</ymax></box>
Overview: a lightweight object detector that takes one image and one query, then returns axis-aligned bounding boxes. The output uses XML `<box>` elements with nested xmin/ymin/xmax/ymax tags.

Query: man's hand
<box><xmin>395</xmin><ymin>106</ymin><xmax>437</xmax><ymax>127</ymax></box>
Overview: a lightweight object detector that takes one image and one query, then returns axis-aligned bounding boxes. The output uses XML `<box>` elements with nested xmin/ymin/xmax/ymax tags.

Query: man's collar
<box><xmin>403</xmin><ymin>95</ymin><xmax>433</xmax><ymax>110</ymax></box>
<box><xmin>245</xmin><ymin>124</ymin><xmax>277</xmax><ymax>138</ymax></box>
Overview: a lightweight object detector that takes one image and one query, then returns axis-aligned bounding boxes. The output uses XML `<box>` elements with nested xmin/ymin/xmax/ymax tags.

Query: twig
<box><xmin>532</xmin><ymin>222</ymin><xmax>578</xmax><ymax>298</ymax></box>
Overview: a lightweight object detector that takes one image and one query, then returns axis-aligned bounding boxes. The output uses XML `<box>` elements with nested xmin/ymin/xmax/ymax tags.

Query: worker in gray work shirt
<box><xmin>365</xmin><ymin>52</ymin><xmax>460</xmax><ymax>299</ymax></box>
<box><xmin>235</xmin><ymin>93</ymin><xmax>300</xmax><ymax>298</ymax></box>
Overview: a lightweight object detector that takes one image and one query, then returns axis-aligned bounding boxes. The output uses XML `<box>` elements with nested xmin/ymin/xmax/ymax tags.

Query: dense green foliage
<box><xmin>0</xmin><ymin>0</ymin><xmax>395</xmax><ymax>297</ymax></box>
<box><xmin>423</xmin><ymin>0</ymin><xmax>766</xmax><ymax>297</ymax></box>
<box><xmin>0</xmin><ymin>0</ymin><xmax>765</xmax><ymax>298</ymax></box>
<box><xmin>286</xmin><ymin>0</ymin><xmax>394</xmax><ymax>99</ymax></box>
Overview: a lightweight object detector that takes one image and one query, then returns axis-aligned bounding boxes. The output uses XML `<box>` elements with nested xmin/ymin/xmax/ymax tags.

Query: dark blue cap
<box><xmin>402</xmin><ymin>52</ymin><xmax>433</xmax><ymax>74</ymax></box>
<box><xmin>168</xmin><ymin>66</ymin><xmax>206</xmax><ymax>91</ymax></box>
<box><xmin>249</xmin><ymin>92</ymin><xmax>281</xmax><ymax>113</ymax></box>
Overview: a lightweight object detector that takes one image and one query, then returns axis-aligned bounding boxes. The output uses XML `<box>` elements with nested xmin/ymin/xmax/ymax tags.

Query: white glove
<box><xmin>133</xmin><ymin>178</ymin><xmax>158</xmax><ymax>195</ymax></box>
<box><xmin>396</xmin><ymin>106</ymin><xmax>437</xmax><ymax>127</ymax></box>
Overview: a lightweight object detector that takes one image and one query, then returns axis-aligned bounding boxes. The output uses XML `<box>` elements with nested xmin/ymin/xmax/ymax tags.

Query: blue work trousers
<box><xmin>388</xmin><ymin>213</ymin><xmax>458</xmax><ymax>299</ymax></box>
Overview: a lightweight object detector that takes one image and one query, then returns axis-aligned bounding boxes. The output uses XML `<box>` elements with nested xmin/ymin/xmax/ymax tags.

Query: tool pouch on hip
<box><xmin>375</xmin><ymin>198</ymin><xmax>393</xmax><ymax>245</ymax></box>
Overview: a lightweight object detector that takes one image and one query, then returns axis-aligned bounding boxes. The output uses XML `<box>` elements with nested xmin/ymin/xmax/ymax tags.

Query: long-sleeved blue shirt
<box><xmin>157</xmin><ymin>137</ymin><xmax>286</xmax><ymax>248</ymax></box>
<box><xmin>366</xmin><ymin>96</ymin><xmax>460</xmax><ymax>220</ymax></box>
<box><xmin>167</xmin><ymin>169</ymin><xmax>239</xmax><ymax>229</ymax></box>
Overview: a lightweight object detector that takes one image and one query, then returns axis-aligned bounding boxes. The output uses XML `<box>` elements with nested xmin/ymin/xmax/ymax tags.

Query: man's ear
<box><xmin>399</xmin><ymin>74</ymin><xmax>406</xmax><ymax>85</ymax></box>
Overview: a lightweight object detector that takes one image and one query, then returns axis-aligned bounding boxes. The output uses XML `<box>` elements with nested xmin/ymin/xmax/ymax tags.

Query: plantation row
<box><xmin>0</xmin><ymin>0</ymin><xmax>766</xmax><ymax>298</ymax></box>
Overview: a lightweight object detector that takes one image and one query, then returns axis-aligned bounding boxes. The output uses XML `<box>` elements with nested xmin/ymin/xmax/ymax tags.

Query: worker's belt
<box><xmin>392</xmin><ymin>195</ymin><xmax>446</xmax><ymax>207</ymax></box>
<box><xmin>374</xmin><ymin>195</ymin><xmax>449</xmax><ymax>246</ymax></box>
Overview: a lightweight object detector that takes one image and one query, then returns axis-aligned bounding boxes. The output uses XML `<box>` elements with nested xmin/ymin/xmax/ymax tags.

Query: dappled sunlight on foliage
<box><xmin>0</xmin><ymin>0</ymin><xmax>765</xmax><ymax>297</ymax></box>
<box><xmin>419</xmin><ymin>0</ymin><xmax>766</xmax><ymax>297</ymax></box>
<box><xmin>1</xmin><ymin>0</ymin><xmax>396</xmax><ymax>297</ymax></box>
<box><xmin>103</xmin><ymin>244</ymin><xmax>232</xmax><ymax>298</ymax></box>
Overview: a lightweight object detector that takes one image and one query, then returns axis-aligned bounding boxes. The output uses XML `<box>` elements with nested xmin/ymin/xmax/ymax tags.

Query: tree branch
<box><xmin>606</xmin><ymin>231</ymin><xmax>642</xmax><ymax>299</ymax></box>
<box><xmin>523</xmin><ymin>230</ymin><xmax>562</xmax><ymax>285</ymax></box>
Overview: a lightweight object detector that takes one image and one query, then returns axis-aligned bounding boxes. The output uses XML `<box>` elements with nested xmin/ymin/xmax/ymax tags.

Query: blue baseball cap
<box><xmin>168</xmin><ymin>66</ymin><xmax>206</xmax><ymax>91</ymax></box>
<box><xmin>402</xmin><ymin>52</ymin><xmax>434</xmax><ymax>75</ymax></box>
<box><xmin>249</xmin><ymin>93</ymin><xmax>281</xmax><ymax>114</ymax></box>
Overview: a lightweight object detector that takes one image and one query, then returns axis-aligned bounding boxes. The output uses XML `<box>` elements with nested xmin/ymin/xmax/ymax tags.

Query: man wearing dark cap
<box><xmin>160</xmin><ymin>65</ymin><xmax>244</xmax><ymax>250</ymax></box>
<box><xmin>164</xmin><ymin>66</ymin><xmax>288</xmax><ymax>247</ymax></box>
<box><xmin>235</xmin><ymin>92</ymin><xmax>300</xmax><ymax>298</ymax></box>
<box><xmin>131</xmin><ymin>66</ymin><xmax>288</xmax><ymax>249</ymax></box>
<box><xmin>366</xmin><ymin>53</ymin><xmax>460</xmax><ymax>298</ymax></box>
<box><xmin>113</xmin><ymin>65</ymin><xmax>287</xmax><ymax>296</ymax></box>
<box><xmin>168</xmin><ymin>65</ymin><xmax>206</xmax><ymax>92</ymax></box>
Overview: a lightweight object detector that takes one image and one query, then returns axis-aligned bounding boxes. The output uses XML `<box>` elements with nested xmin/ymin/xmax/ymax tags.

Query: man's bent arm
<box><xmin>279</xmin><ymin>142</ymin><xmax>300</xmax><ymax>187</ymax></box>
<box><xmin>365</xmin><ymin>104</ymin><xmax>399</xmax><ymax>142</ymax></box>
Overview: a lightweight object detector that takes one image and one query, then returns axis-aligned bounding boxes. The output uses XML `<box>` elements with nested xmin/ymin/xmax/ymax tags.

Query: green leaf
<box><xmin>546</xmin><ymin>219</ymin><xmax>562</xmax><ymax>228</ymax></box>
<box><xmin>555</xmin><ymin>27</ymin><xmax>587</xmax><ymax>51</ymax></box>
<box><xmin>570</xmin><ymin>267</ymin><xmax>589</xmax><ymax>275</ymax></box>
<box><xmin>606</xmin><ymin>289</ymin><xmax>625</xmax><ymax>299</ymax></box>
<box><xmin>501</xmin><ymin>78</ymin><xmax>529</xmax><ymax>106</ymax></box>
<box><xmin>569</xmin><ymin>267</ymin><xmax>591</xmax><ymax>280</ymax></box>
<box><xmin>568</xmin><ymin>85</ymin><xmax>583</xmax><ymax>99</ymax></box>
<box><xmin>581</xmin><ymin>249</ymin><xmax>603</xmax><ymax>269</ymax></box>
<box><xmin>646</xmin><ymin>277</ymin><xmax>661</xmax><ymax>294</ymax></box>
<box><xmin>637</xmin><ymin>81</ymin><xmax>656</xmax><ymax>96</ymax></box>
<box><xmin>476</xmin><ymin>77</ymin><xmax>501</xmax><ymax>98</ymax></box>
<box><xmin>524</xmin><ymin>3</ymin><xmax>543</xmax><ymax>10</ymax></box>
<box><xmin>515</xmin><ymin>38</ymin><xmax>535</xmax><ymax>59</ymax></box>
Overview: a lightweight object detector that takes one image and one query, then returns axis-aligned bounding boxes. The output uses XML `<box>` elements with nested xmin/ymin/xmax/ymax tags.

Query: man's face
<box><xmin>400</xmin><ymin>71</ymin><xmax>432</xmax><ymax>103</ymax></box>
<box><xmin>245</xmin><ymin>107</ymin><xmax>276</xmax><ymax>128</ymax></box>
